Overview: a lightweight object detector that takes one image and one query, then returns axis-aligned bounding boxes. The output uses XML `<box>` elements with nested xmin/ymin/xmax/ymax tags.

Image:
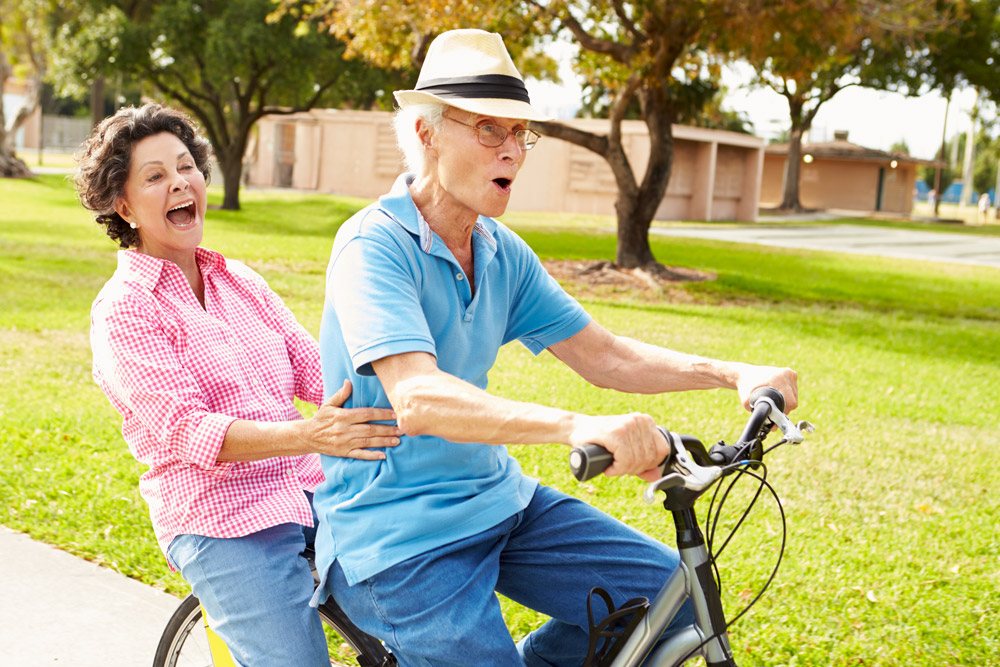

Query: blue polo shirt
<box><xmin>313</xmin><ymin>174</ymin><xmax>591</xmax><ymax>586</ymax></box>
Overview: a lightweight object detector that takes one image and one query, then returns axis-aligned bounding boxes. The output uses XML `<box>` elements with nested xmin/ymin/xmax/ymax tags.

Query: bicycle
<box><xmin>154</xmin><ymin>386</ymin><xmax>809</xmax><ymax>667</ymax></box>
<box><xmin>152</xmin><ymin>548</ymin><xmax>395</xmax><ymax>667</ymax></box>
<box><xmin>569</xmin><ymin>386</ymin><xmax>813</xmax><ymax>667</ymax></box>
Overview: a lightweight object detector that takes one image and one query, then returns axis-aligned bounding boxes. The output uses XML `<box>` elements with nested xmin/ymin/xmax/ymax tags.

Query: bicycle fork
<box><xmin>608</xmin><ymin>507</ymin><xmax>737</xmax><ymax>667</ymax></box>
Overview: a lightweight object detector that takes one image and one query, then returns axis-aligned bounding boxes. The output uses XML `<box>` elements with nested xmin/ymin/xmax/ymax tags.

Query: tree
<box><xmin>283</xmin><ymin>0</ymin><xmax>750</xmax><ymax>273</ymax></box>
<box><xmin>910</xmin><ymin>0</ymin><xmax>1000</xmax><ymax>214</ymax></box>
<box><xmin>526</xmin><ymin>1</ymin><xmax>740</xmax><ymax>270</ymax></box>
<box><xmin>727</xmin><ymin>0</ymin><xmax>940</xmax><ymax>211</ymax></box>
<box><xmin>0</xmin><ymin>0</ymin><xmax>51</xmax><ymax>178</ymax></box>
<box><xmin>55</xmin><ymin>0</ymin><xmax>405</xmax><ymax>210</ymax></box>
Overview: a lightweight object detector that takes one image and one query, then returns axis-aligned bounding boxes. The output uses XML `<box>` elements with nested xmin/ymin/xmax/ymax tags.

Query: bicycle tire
<box><xmin>152</xmin><ymin>593</ymin><xmax>394</xmax><ymax>667</ymax></box>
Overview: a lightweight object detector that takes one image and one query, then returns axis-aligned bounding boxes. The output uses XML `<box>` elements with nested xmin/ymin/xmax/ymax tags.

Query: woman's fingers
<box><xmin>322</xmin><ymin>378</ymin><xmax>353</xmax><ymax>408</ymax></box>
<box><xmin>343</xmin><ymin>447</ymin><xmax>390</xmax><ymax>461</ymax></box>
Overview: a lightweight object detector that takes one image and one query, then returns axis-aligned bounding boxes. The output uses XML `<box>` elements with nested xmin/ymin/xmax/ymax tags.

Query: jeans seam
<box><xmin>365</xmin><ymin>578</ymin><xmax>399</xmax><ymax>647</ymax></box>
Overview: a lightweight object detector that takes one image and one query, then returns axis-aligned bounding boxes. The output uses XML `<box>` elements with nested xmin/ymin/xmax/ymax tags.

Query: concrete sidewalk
<box><xmin>650</xmin><ymin>223</ymin><xmax>1000</xmax><ymax>269</ymax></box>
<box><xmin>0</xmin><ymin>526</ymin><xmax>181</xmax><ymax>666</ymax></box>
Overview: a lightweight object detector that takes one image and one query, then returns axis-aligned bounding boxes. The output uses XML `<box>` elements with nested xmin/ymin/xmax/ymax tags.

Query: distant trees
<box><xmin>724</xmin><ymin>0</ymin><xmax>942</xmax><ymax>212</ymax></box>
<box><xmin>0</xmin><ymin>0</ymin><xmax>52</xmax><ymax>178</ymax></box>
<box><xmin>50</xmin><ymin>0</ymin><xmax>405</xmax><ymax>209</ymax></box>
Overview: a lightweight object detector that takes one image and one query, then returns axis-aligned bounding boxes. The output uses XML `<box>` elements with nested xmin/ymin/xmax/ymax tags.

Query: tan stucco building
<box><xmin>760</xmin><ymin>132</ymin><xmax>935</xmax><ymax>215</ymax></box>
<box><xmin>245</xmin><ymin>109</ymin><xmax>765</xmax><ymax>222</ymax></box>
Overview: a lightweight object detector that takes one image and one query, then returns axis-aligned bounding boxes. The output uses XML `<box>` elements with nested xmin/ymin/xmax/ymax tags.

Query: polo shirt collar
<box><xmin>379</xmin><ymin>173</ymin><xmax>499</xmax><ymax>255</ymax></box>
<box><xmin>116</xmin><ymin>247</ymin><xmax>226</xmax><ymax>291</ymax></box>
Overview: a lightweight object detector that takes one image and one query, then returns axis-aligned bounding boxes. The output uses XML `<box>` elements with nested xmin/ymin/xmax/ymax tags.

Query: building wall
<box><xmin>761</xmin><ymin>154</ymin><xmax>916</xmax><ymax>215</ymax></box>
<box><xmin>247</xmin><ymin>110</ymin><xmax>765</xmax><ymax>222</ymax></box>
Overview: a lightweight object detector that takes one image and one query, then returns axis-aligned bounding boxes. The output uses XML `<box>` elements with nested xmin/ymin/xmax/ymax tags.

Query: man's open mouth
<box><xmin>493</xmin><ymin>178</ymin><xmax>512</xmax><ymax>192</ymax></box>
<box><xmin>166</xmin><ymin>201</ymin><xmax>196</xmax><ymax>226</ymax></box>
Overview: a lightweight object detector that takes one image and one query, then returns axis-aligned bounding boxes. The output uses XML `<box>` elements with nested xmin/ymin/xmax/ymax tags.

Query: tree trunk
<box><xmin>91</xmin><ymin>77</ymin><xmax>106</xmax><ymax>128</ymax></box>
<box><xmin>614</xmin><ymin>200</ymin><xmax>657</xmax><ymax>267</ymax></box>
<box><xmin>613</xmin><ymin>137</ymin><xmax>671</xmax><ymax>269</ymax></box>
<box><xmin>780</xmin><ymin>124</ymin><xmax>806</xmax><ymax>211</ymax></box>
<box><xmin>219</xmin><ymin>148</ymin><xmax>243</xmax><ymax>211</ymax></box>
<box><xmin>0</xmin><ymin>147</ymin><xmax>32</xmax><ymax>178</ymax></box>
<box><xmin>0</xmin><ymin>49</ymin><xmax>34</xmax><ymax>178</ymax></box>
<box><xmin>614</xmin><ymin>89</ymin><xmax>675</xmax><ymax>270</ymax></box>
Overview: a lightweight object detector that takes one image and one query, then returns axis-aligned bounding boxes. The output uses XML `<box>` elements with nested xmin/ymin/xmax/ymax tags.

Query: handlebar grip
<box><xmin>569</xmin><ymin>444</ymin><xmax>614</xmax><ymax>482</ymax></box>
<box><xmin>749</xmin><ymin>386</ymin><xmax>785</xmax><ymax>413</ymax></box>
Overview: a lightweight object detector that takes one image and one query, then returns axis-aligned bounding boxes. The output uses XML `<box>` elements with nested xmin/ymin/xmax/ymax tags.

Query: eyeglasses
<box><xmin>443</xmin><ymin>115</ymin><xmax>540</xmax><ymax>151</ymax></box>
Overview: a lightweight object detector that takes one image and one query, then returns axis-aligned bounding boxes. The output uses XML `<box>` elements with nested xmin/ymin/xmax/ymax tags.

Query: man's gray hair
<box><xmin>393</xmin><ymin>102</ymin><xmax>447</xmax><ymax>175</ymax></box>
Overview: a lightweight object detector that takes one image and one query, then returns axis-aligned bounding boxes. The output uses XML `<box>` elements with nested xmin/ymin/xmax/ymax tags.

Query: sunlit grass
<box><xmin>2</xmin><ymin>174</ymin><xmax>998</xmax><ymax>666</ymax></box>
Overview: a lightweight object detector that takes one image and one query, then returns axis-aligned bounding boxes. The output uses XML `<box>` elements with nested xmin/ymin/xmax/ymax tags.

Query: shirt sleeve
<box><xmin>503</xmin><ymin>232</ymin><xmax>591</xmax><ymax>354</ymax></box>
<box><xmin>91</xmin><ymin>293</ymin><xmax>236</xmax><ymax>475</ymax></box>
<box><xmin>328</xmin><ymin>228</ymin><xmax>437</xmax><ymax>377</ymax></box>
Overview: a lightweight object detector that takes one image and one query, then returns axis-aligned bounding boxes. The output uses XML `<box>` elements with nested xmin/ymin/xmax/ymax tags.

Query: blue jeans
<box><xmin>167</xmin><ymin>511</ymin><xmax>328</xmax><ymax>666</ymax></box>
<box><xmin>324</xmin><ymin>484</ymin><xmax>694</xmax><ymax>666</ymax></box>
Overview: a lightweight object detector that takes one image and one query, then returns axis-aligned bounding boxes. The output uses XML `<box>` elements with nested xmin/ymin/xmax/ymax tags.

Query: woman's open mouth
<box><xmin>165</xmin><ymin>200</ymin><xmax>197</xmax><ymax>227</ymax></box>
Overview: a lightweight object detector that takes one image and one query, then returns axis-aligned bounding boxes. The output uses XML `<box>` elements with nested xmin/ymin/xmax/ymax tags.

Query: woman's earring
<box><xmin>128</xmin><ymin>221</ymin><xmax>137</xmax><ymax>229</ymax></box>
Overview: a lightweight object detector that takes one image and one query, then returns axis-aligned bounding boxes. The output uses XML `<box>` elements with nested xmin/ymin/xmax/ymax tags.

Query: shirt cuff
<box><xmin>183</xmin><ymin>413</ymin><xmax>240</xmax><ymax>476</ymax></box>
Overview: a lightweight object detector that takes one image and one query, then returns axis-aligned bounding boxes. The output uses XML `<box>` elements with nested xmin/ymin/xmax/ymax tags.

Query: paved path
<box><xmin>650</xmin><ymin>223</ymin><xmax>1000</xmax><ymax>269</ymax></box>
<box><xmin>0</xmin><ymin>527</ymin><xmax>181</xmax><ymax>666</ymax></box>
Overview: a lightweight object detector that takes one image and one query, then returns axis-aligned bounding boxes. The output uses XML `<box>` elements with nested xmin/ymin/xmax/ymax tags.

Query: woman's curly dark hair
<box><xmin>74</xmin><ymin>104</ymin><xmax>213</xmax><ymax>249</ymax></box>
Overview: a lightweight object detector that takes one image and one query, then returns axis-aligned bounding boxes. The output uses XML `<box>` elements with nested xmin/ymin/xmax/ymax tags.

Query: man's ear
<box><xmin>416</xmin><ymin>118</ymin><xmax>436</xmax><ymax>155</ymax></box>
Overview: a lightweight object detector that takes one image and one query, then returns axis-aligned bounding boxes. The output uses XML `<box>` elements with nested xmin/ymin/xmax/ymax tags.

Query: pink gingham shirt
<box><xmin>90</xmin><ymin>248</ymin><xmax>325</xmax><ymax>562</ymax></box>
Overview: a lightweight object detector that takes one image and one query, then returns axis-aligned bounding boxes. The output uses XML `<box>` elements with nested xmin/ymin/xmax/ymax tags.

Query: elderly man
<box><xmin>312</xmin><ymin>29</ymin><xmax>798</xmax><ymax>667</ymax></box>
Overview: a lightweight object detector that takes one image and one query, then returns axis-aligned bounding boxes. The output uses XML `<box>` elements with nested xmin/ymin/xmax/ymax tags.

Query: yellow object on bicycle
<box><xmin>202</xmin><ymin>605</ymin><xmax>238</xmax><ymax>667</ymax></box>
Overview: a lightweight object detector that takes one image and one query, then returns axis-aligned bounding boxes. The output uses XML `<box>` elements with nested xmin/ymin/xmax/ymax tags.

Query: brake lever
<box><xmin>643</xmin><ymin>431</ymin><xmax>722</xmax><ymax>504</ymax></box>
<box><xmin>755</xmin><ymin>397</ymin><xmax>815</xmax><ymax>445</ymax></box>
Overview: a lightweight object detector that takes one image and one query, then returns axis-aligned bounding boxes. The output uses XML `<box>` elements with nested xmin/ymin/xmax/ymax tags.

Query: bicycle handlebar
<box><xmin>569</xmin><ymin>386</ymin><xmax>808</xmax><ymax>486</ymax></box>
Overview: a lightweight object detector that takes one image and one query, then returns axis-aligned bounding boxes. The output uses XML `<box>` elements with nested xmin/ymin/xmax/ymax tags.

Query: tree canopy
<box><xmin>51</xmin><ymin>0</ymin><xmax>405</xmax><ymax>209</ymax></box>
<box><xmin>725</xmin><ymin>0</ymin><xmax>943</xmax><ymax>211</ymax></box>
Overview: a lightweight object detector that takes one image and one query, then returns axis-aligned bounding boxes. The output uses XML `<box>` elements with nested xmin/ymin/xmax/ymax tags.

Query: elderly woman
<box><xmin>77</xmin><ymin>103</ymin><xmax>401</xmax><ymax>666</ymax></box>
<box><xmin>313</xmin><ymin>29</ymin><xmax>798</xmax><ymax>666</ymax></box>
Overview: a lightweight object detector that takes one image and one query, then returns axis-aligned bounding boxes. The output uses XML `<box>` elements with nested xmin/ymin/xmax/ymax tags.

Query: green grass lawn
<box><xmin>2</xmin><ymin>174</ymin><xmax>998</xmax><ymax>666</ymax></box>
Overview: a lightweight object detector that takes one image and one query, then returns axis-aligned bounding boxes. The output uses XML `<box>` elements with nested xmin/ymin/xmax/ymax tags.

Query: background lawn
<box><xmin>1</xmin><ymin>174</ymin><xmax>998</xmax><ymax>666</ymax></box>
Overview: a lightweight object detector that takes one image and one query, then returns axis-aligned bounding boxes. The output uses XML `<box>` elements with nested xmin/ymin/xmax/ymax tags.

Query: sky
<box><xmin>525</xmin><ymin>58</ymin><xmax>990</xmax><ymax>162</ymax></box>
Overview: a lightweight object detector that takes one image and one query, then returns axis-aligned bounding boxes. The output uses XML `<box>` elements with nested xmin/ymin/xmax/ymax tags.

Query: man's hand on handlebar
<box><xmin>568</xmin><ymin>413</ymin><xmax>669</xmax><ymax>482</ymax></box>
<box><xmin>735</xmin><ymin>365</ymin><xmax>798</xmax><ymax>413</ymax></box>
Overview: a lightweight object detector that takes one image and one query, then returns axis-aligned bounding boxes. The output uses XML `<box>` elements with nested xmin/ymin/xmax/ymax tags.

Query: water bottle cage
<box><xmin>582</xmin><ymin>587</ymin><xmax>650</xmax><ymax>667</ymax></box>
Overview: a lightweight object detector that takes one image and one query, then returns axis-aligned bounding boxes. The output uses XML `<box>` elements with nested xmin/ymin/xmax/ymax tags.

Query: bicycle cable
<box><xmin>676</xmin><ymin>442</ymin><xmax>789</xmax><ymax>665</ymax></box>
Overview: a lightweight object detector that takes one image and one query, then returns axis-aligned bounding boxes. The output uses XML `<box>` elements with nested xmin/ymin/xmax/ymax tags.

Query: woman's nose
<box><xmin>169</xmin><ymin>172</ymin><xmax>190</xmax><ymax>192</ymax></box>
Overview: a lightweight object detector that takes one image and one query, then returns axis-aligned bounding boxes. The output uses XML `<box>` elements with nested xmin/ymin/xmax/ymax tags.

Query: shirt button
<box><xmin>456</xmin><ymin>273</ymin><xmax>464</xmax><ymax>281</ymax></box>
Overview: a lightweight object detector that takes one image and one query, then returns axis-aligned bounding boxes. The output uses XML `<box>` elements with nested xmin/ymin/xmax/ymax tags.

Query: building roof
<box><xmin>766</xmin><ymin>137</ymin><xmax>944</xmax><ymax>167</ymax></box>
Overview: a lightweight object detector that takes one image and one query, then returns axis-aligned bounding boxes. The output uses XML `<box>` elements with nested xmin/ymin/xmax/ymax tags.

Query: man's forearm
<box><xmin>552</xmin><ymin>329</ymin><xmax>744</xmax><ymax>395</ymax></box>
<box><xmin>390</xmin><ymin>369</ymin><xmax>578</xmax><ymax>446</ymax></box>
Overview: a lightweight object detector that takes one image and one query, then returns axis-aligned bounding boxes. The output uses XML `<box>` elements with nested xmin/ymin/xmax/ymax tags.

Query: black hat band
<box><xmin>415</xmin><ymin>74</ymin><xmax>531</xmax><ymax>103</ymax></box>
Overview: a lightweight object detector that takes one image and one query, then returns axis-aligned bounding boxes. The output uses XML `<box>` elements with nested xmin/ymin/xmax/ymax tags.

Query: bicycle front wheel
<box><xmin>152</xmin><ymin>593</ymin><xmax>394</xmax><ymax>667</ymax></box>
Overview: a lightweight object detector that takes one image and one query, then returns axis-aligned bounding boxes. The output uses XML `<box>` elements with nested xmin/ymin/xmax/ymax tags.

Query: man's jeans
<box><xmin>167</xmin><ymin>518</ymin><xmax>329</xmax><ymax>667</ymax></box>
<box><xmin>326</xmin><ymin>484</ymin><xmax>694</xmax><ymax>666</ymax></box>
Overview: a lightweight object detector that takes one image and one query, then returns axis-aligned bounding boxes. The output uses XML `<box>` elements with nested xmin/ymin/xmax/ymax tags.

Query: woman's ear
<box><xmin>114</xmin><ymin>197</ymin><xmax>133</xmax><ymax>224</ymax></box>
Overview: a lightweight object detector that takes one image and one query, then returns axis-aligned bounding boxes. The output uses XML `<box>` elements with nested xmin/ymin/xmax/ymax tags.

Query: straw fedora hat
<box><xmin>394</xmin><ymin>29</ymin><xmax>550</xmax><ymax>122</ymax></box>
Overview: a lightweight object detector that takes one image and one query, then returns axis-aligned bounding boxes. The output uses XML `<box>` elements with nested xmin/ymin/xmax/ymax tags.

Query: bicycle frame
<box><xmin>202</xmin><ymin>606</ymin><xmax>240</xmax><ymax>666</ymax></box>
<box><xmin>608</xmin><ymin>506</ymin><xmax>735</xmax><ymax>667</ymax></box>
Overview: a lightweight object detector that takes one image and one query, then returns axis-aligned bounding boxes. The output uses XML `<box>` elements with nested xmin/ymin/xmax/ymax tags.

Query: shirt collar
<box><xmin>379</xmin><ymin>173</ymin><xmax>498</xmax><ymax>255</ymax></box>
<box><xmin>115</xmin><ymin>247</ymin><xmax>226</xmax><ymax>290</ymax></box>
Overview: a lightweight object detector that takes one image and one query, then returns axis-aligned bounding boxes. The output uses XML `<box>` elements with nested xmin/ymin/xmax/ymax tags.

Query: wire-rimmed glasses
<box><xmin>443</xmin><ymin>115</ymin><xmax>540</xmax><ymax>150</ymax></box>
